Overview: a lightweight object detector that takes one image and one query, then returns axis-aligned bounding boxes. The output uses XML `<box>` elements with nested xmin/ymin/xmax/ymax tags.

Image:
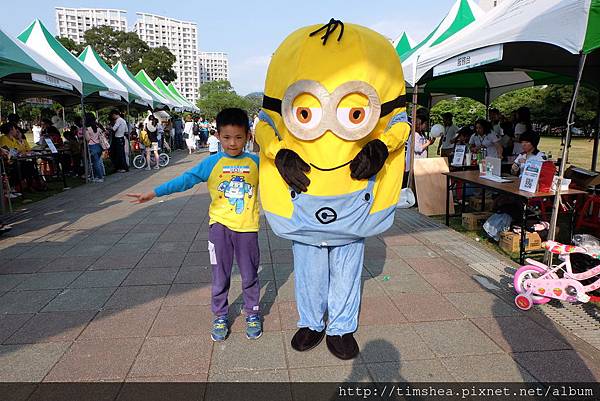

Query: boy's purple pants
<box><xmin>208</xmin><ymin>222</ymin><xmax>260</xmax><ymax>317</ymax></box>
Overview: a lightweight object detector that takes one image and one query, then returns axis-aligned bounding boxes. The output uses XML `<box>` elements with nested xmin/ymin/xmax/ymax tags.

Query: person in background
<box><xmin>513</xmin><ymin>106</ymin><xmax>532</xmax><ymax>156</ymax></box>
<box><xmin>184</xmin><ymin>115</ymin><xmax>196</xmax><ymax>154</ymax></box>
<box><xmin>207</xmin><ymin>129</ymin><xmax>220</xmax><ymax>155</ymax></box>
<box><xmin>499</xmin><ymin>120</ymin><xmax>515</xmax><ymax>162</ymax></box>
<box><xmin>32</xmin><ymin>119</ymin><xmax>42</xmax><ymax>144</ymax></box>
<box><xmin>63</xmin><ymin>128</ymin><xmax>82</xmax><ymax>177</ymax></box>
<box><xmin>469</xmin><ymin>119</ymin><xmax>503</xmax><ymax>159</ymax></box>
<box><xmin>200</xmin><ymin>117</ymin><xmax>209</xmax><ymax>148</ymax></box>
<box><xmin>413</xmin><ymin>108</ymin><xmax>434</xmax><ymax>159</ymax></box>
<box><xmin>173</xmin><ymin>114</ymin><xmax>184</xmax><ymax>150</ymax></box>
<box><xmin>83</xmin><ymin>114</ymin><xmax>105</xmax><ymax>183</ymax></box>
<box><xmin>403</xmin><ymin>108</ymin><xmax>433</xmax><ymax>188</ymax></box>
<box><xmin>437</xmin><ymin>112</ymin><xmax>458</xmax><ymax>158</ymax></box>
<box><xmin>39</xmin><ymin>118</ymin><xmax>63</xmax><ymax>146</ymax></box>
<box><xmin>453</xmin><ymin>126</ymin><xmax>473</xmax><ymax>147</ymax></box>
<box><xmin>109</xmin><ymin>109</ymin><xmax>128</xmax><ymax>173</ymax></box>
<box><xmin>510</xmin><ymin>130</ymin><xmax>546</xmax><ymax>176</ymax></box>
<box><xmin>489</xmin><ymin>108</ymin><xmax>503</xmax><ymax>137</ymax></box>
<box><xmin>145</xmin><ymin>116</ymin><xmax>160</xmax><ymax>171</ymax></box>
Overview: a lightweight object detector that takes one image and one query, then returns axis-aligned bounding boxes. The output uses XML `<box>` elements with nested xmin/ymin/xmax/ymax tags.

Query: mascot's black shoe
<box><xmin>326</xmin><ymin>333</ymin><xmax>359</xmax><ymax>360</ymax></box>
<box><xmin>291</xmin><ymin>327</ymin><xmax>325</xmax><ymax>352</ymax></box>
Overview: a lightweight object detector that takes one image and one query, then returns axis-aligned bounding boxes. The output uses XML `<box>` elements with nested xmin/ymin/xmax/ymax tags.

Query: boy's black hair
<box><xmin>216</xmin><ymin>108</ymin><xmax>250</xmax><ymax>133</ymax></box>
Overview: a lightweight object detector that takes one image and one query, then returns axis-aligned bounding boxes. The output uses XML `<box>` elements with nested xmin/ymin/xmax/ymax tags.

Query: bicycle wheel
<box><xmin>513</xmin><ymin>265</ymin><xmax>552</xmax><ymax>305</ymax></box>
<box><xmin>132</xmin><ymin>155</ymin><xmax>146</xmax><ymax>169</ymax></box>
<box><xmin>159</xmin><ymin>153</ymin><xmax>170</xmax><ymax>167</ymax></box>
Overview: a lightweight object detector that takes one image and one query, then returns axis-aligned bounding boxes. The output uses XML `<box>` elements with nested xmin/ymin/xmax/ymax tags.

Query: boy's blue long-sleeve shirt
<box><xmin>154</xmin><ymin>152</ymin><xmax>260</xmax><ymax>232</ymax></box>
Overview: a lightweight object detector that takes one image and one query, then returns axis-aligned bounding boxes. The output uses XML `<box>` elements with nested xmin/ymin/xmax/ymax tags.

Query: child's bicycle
<box><xmin>513</xmin><ymin>240</ymin><xmax>600</xmax><ymax>310</ymax></box>
<box><xmin>132</xmin><ymin>140</ymin><xmax>170</xmax><ymax>170</ymax></box>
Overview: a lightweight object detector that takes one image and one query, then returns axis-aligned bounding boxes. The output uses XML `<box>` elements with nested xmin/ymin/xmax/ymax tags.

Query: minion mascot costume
<box><xmin>256</xmin><ymin>19</ymin><xmax>409</xmax><ymax>360</ymax></box>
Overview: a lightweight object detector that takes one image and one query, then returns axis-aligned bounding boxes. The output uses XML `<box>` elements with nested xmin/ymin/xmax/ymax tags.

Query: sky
<box><xmin>2</xmin><ymin>0</ymin><xmax>459</xmax><ymax>95</ymax></box>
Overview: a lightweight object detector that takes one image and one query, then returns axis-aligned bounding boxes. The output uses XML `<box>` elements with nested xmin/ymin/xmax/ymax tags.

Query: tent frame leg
<box><xmin>546</xmin><ymin>53</ymin><xmax>587</xmax><ymax>264</ymax></box>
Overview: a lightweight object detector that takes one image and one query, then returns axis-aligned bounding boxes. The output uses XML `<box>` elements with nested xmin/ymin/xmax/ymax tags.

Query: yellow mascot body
<box><xmin>256</xmin><ymin>21</ymin><xmax>409</xmax><ymax>246</ymax></box>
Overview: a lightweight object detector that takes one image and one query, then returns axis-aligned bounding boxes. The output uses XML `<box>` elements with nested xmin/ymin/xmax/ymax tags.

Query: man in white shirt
<box><xmin>109</xmin><ymin>109</ymin><xmax>129</xmax><ymax>172</ymax></box>
<box><xmin>437</xmin><ymin>112</ymin><xmax>458</xmax><ymax>158</ymax></box>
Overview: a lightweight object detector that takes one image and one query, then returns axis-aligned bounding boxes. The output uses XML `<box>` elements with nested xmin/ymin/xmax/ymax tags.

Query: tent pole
<box><xmin>484</xmin><ymin>87</ymin><xmax>491</xmax><ymax>119</ymax></box>
<box><xmin>592</xmin><ymin>94</ymin><xmax>600</xmax><ymax>172</ymax></box>
<box><xmin>81</xmin><ymin>98</ymin><xmax>90</xmax><ymax>183</ymax></box>
<box><xmin>546</xmin><ymin>53</ymin><xmax>587</xmax><ymax>263</ymax></box>
<box><xmin>12</xmin><ymin>102</ymin><xmax>16</xmax><ymax>114</ymax></box>
<box><xmin>407</xmin><ymin>84</ymin><xmax>419</xmax><ymax>191</ymax></box>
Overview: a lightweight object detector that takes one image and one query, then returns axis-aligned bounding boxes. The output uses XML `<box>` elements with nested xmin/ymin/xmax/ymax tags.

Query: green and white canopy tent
<box><xmin>78</xmin><ymin>46</ymin><xmax>133</xmax><ymax>105</ymax></box>
<box><xmin>400</xmin><ymin>0</ymin><xmax>572</xmax><ymax>108</ymax></box>
<box><xmin>154</xmin><ymin>77</ymin><xmax>187</xmax><ymax>112</ymax></box>
<box><xmin>411</xmin><ymin>0</ymin><xmax>600</xmax><ymax>250</ymax></box>
<box><xmin>113</xmin><ymin>62</ymin><xmax>167</xmax><ymax>110</ymax></box>
<box><xmin>135</xmin><ymin>69</ymin><xmax>179</xmax><ymax>110</ymax></box>
<box><xmin>0</xmin><ymin>26</ymin><xmax>79</xmax><ymax>101</ymax></box>
<box><xmin>17</xmin><ymin>19</ymin><xmax>119</xmax><ymax>106</ymax></box>
<box><xmin>166</xmin><ymin>82</ymin><xmax>199</xmax><ymax>112</ymax></box>
<box><xmin>401</xmin><ymin>0</ymin><xmax>483</xmax><ymax>87</ymax></box>
<box><xmin>393</xmin><ymin>32</ymin><xmax>415</xmax><ymax>62</ymax></box>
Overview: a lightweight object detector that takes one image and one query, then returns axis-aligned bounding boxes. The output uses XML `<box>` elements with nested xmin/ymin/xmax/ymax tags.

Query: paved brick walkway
<box><xmin>1</xmin><ymin>151</ymin><xmax>599</xmax><ymax>395</ymax></box>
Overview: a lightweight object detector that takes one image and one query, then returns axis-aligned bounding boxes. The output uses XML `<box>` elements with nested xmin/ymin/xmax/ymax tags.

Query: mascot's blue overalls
<box><xmin>255</xmin><ymin>19</ymin><xmax>410</xmax><ymax>358</ymax></box>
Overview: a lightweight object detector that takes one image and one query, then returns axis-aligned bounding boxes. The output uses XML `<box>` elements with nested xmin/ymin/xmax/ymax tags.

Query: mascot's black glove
<box><xmin>350</xmin><ymin>139</ymin><xmax>389</xmax><ymax>180</ymax></box>
<box><xmin>275</xmin><ymin>149</ymin><xmax>311</xmax><ymax>193</ymax></box>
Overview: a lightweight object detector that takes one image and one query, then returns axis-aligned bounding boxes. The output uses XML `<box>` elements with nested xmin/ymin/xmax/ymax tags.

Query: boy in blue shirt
<box><xmin>127</xmin><ymin>108</ymin><xmax>262</xmax><ymax>341</ymax></box>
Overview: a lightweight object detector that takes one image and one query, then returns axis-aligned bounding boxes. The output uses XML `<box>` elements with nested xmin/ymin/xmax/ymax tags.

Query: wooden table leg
<box><xmin>445</xmin><ymin>175</ymin><xmax>450</xmax><ymax>226</ymax></box>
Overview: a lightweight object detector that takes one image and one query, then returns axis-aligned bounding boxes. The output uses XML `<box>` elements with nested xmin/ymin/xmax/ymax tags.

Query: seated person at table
<box><xmin>452</xmin><ymin>126</ymin><xmax>472</xmax><ymax>147</ymax></box>
<box><xmin>39</xmin><ymin>119</ymin><xmax>63</xmax><ymax>147</ymax></box>
<box><xmin>63</xmin><ymin>128</ymin><xmax>83</xmax><ymax>177</ymax></box>
<box><xmin>510</xmin><ymin>130</ymin><xmax>546</xmax><ymax>176</ymax></box>
<box><xmin>469</xmin><ymin>119</ymin><xmax>503</xmax><ymax>159</ymax></box>
<box><xmin>0</xmin><ymin>122</ymin><xmax>45</xmax><ymax>191</ymax></box>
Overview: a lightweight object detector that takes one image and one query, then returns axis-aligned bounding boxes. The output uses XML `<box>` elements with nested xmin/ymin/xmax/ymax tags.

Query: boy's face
<box><xmin>217</xmin><ymin>125</ymin><xmax>249</xmax><ymax>156</ymax></box>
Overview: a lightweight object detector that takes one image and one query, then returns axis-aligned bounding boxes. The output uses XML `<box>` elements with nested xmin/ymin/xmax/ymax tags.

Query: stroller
<box><xmin>513</xmin><ymin>237</ymin><xmax>600</xmax><ymax>310</ymax></box>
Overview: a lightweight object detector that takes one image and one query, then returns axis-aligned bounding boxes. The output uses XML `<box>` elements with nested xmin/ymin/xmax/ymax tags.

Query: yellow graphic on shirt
<box><xmin>207</xmin><ymin>156</ymin><xmax>259</xmax><ymax>232</ymax></box>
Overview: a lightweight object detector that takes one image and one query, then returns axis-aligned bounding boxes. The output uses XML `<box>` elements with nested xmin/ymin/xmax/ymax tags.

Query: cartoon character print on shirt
<box><xmin>217</xmin><ymin>175</ymin><xmax>254</xmax><ymax>214</ymax></box>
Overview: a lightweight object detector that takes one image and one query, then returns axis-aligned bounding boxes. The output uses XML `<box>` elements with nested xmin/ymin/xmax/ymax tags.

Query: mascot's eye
<box><xmin>292</xmin><ymin>106</ymin><xmax>322</xmax><ymax>130</ymax></box>
<box><xmin>349</xmin><ymin>108</ymin><xmax>366</xmax><ymax>124</ymax></box>
<box><xmin>296</xmin><ymin>107</ymin><xmax>312</xmax><ymax>123</ymax></box>
<box><xmin>337</xmin><ymin>106</ymin><xmax>371</xmax><ymax>129</ymax></box>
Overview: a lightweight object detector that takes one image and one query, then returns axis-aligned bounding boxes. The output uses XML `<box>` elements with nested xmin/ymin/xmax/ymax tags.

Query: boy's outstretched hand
<box><xmin>126</xmin><ymin>191</ymin><xmax>156</xmax><ymax>204</ymax></box>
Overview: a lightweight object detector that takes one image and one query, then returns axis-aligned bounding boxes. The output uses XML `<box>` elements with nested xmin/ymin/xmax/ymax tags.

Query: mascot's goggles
<box><xmin>262</xmin><ymin>80</ymin><xmax>405</xmax><ymax>141</ymax></box>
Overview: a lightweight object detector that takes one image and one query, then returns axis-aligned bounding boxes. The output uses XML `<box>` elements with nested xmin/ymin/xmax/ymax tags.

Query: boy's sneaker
<box><xmin>211</xmin><ymin>316</ymin><xmax>229</xmax><ymax>342</ymax></box>
<box><xmin>245</xmin><ymin>314</ymin><xmax>262</xmax><ymax>340</ymax></box>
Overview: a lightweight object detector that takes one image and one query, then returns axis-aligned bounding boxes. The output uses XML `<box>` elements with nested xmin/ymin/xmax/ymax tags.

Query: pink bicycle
<box><xmin>513</xmin><ymin>241</ymin><xmax>600</xmax><ymax>310</ymax></box>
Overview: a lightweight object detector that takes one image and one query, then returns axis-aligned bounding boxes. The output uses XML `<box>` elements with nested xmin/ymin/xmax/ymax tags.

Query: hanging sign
<box><xmin>31</xmin><ymin>73</ymin><xmax>73</xmax><ymax>91</ymax></box>
<box><xmin>433</xmin><ymin>45</ymin><xmax>503</xmax><ymax>77</ymax></box>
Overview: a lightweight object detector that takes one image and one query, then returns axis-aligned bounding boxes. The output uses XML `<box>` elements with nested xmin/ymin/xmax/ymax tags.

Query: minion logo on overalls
<box><xmin>218</xmin><ymin>175</ymin><xmax>253</xmax><ymax>214</ymax></box>
<box><xmin>256</xmin><ymin>19</ymin><xmax>410</xmax><ymax>360</ymax></box>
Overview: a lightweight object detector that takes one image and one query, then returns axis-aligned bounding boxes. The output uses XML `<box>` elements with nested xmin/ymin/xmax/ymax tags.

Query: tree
<box><xmin>82</xmin><ymin>27</ymin><xmax>176</xmax><ymax>81</ymax></box>
<box><xmin>196</xmin><ymin>80</ymin><xmax>252</xmax><ymax>120</ymax></box>
<box><xmin>430</xmin><ymin>97</ymin><xmax>486</xmax><ymax>127</ymax></box>
<box><xmin>55</xmin><ymin>36</ymin><xmax>83</xmax><ymax>56</ymax></box>
<box><xmin>244</xmin><ymin>92</ymin><xmax>263</xmax><ymax>117</ymax></box>
<box><xmin>140</xmin><ymin>46</ymin><xmax>177</xmax><ymax>83</ymax></box>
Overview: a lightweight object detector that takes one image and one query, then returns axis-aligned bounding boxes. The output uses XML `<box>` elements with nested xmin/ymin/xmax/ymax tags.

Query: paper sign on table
<box><xmin>451</xmin><ymin>145</ymin><xmax>466</xmax><ymax>166</ymax></box>
<box><xmin>45</xmin><ymin>138</ymin><xmax>58</xmax><ymax>154</ymax></box>
<box><xmin>519</xmin><ymin>159</ymin><xmax>542</xmax><ymax>193</ymax></box>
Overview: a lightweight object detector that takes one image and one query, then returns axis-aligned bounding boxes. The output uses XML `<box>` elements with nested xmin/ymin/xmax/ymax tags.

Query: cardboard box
<box><xmin>462</xmin><ymin>212</ymin><xmax>492</xmax><ymax>230</ymax></box>
<box><xmin>499</xmin><ymin>231</ymin><xmax>542</xmax><ymax>253</ymax></box>
<box><xmin>564</xmin><ymin>166</ymin><xmax>600</xmax><ymax>189</ymax></box>
<box><xmin>468</xmin><ymin>195</ymin><xmax>494</xmax><ymax>212</ymax></box>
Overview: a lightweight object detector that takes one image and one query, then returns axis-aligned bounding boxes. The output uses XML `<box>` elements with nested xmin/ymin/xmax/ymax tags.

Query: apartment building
<box><xmin>55</xmin><ymin>7</ymin><xmax>127</xmax><ymax>44</ymax></box>
<box><xmin>133</xmin><ymin>13</ymin><xmax>199</xmax><ymax>102</ymax></box>
<box><xmin>198</xmin><ymin>52</ymin><xmax>229</xmax><ymax>85</ymax></box>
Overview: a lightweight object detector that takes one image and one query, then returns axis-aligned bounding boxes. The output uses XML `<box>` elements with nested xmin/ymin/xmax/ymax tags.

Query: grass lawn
<box><xmin>538</xmin><ymin>136</ymin><xmax>597</xmax><ymax>169</ymax></box>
